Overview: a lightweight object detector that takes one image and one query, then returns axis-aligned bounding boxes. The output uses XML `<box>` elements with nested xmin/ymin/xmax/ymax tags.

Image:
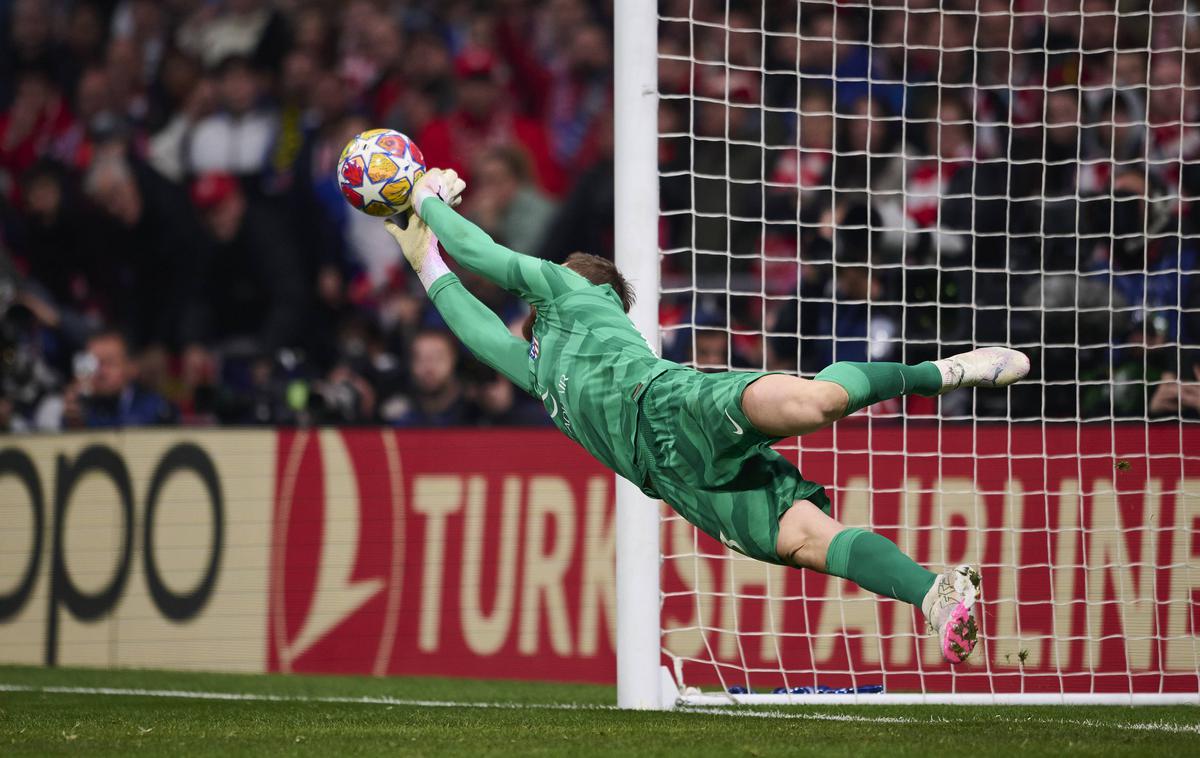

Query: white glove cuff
<box><xmin>411</xmin><ymin>191</ymin><xmax>428</xmax><ymax>218</ymax></box>
<box><xmin>416</xmin><ymin>246</ymin><xmax>450</xmax><ymax>290</ymax></box>
<box><xmin>412</xmin><ymin>184</ymin><xmax>437</xmax><ymax>218</ymax></box>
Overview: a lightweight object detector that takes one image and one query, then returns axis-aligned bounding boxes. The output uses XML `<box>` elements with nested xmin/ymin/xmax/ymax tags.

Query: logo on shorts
<box><xmin>724</xmin><ymin>409</ymin><xmax>744</xmax><ymax>435</ymax></box>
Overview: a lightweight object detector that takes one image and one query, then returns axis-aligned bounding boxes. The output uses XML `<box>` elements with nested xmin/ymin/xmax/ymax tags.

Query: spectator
<box><xmin>1041</xmin><ymin>88</ymin><xmax>1094</xmax><ymax>198</ymax></box>
<box><xmin>1146</xmin><ymin>53</ymin><xmax>1200</xmax><ymax>191</ymax></box>
<box><xmin>1085</xmin><ymin>169</ymin><xmax>1200</xmax><ymax>350</ymax></box>
<box><xmin>62</xmin><ymin>329</ymin><xmax>176</xmax><ymax>428</ymax></box>
<box><xmin>176</xmin><ymin>0</ymin><xmax>290</xmax><ymax>71</ymax></box>
<box><xmin>393</xmin><ymin>330</ymin><xmax>477</xmax><ymax>428</ymax></box>
<box><xmin>1019</xmin><ymin>273</ymin><xmax>1131</xmax><ymax>420</ymax></box>
<box><xmin>353</xmin><ymin>14</ymin><xmax>407</xmax><ymax>124</ymax></box>
<box><xmin>905</xmin><ymin>94</ymin><xmax>973</xmax><ymax>231</ymax></box>
<box><xmin>833</xmin><ymin>97</ymin><xmax>903</xmax><ymax>196</ymax></box>
<box><xmin>1085</xmin><ymin>93</ymin><xmax>1147</xmax><ymax>185</ymax></box>
<box><xmin>263</xmin><ymin>50</ymin><xmax>321</xmax><ymax>195</ymax></box>
<box><xmin>768</xmin><ymin>86</ymin><xmax>835</xmax><ymax>223</ymax></box>
<box><xmin>0</xmin><ymin>248</ymin><xmax>70</xmax><ymax>432</ymax></box>
<box><xmin>0</xmin><ymin>67</ymin><xmax>74</xmax><ymax>198</ymax></box>
<box><xmin>1150</xmin><ymin>351</ymin><xmax>1200</xmax><ymax>419</ymax></box>
<box><xmin>57</xmin><ymin>65</ymin><xmax>122</xmax><ymax>170</ymax></box>
<box><xmin>60</xmin><ymin>2</ymin><xmax>107</xmax><ymax>94</ymax></box>
<box><xmin>15</xmin><ymin>160</ymin><xmax>92</xmax><ymax>320</ymax></box>
<box><xmin>496</xmin><ymin>16</ymin><xmax>612</xmax><ymax>183</ymax></box>
<box><xmin>84</xmin><ymin>148</ymin><xmax>211</xmax><ymax>348</ymax></box>
<box><xmin>537</xmin><ymin>110</ymin><xmax>613</xmax><ymax>262</ymax></box>
<box><xmin>309</xmin><ymin>363</ymin><xmax>377</xmax><ymax>424</ymax></box>
<box><xmin>468</xmin><ymin>146</ymin><xmax>558</xmax><ymax>253</ymax></box>
<box><xmin>185</xmin><ymin>55</ymin><xmax>276</xmax><ymax>178</ymax></box>
<box><xmin>189</xmin><ymin>171</ymin><xmax>307</xmax><ymax>354</ymax></box>
<box><xmin>362</xmin><ymin>37</ymin><xmax>451</xmax><ymax>140</ymax></box>
<box><xmin>392</xmin><ymin>31</ymin><xmax>454</xmax><ymax>131</ymax></box>
<box><xmin>771</xmin><ymin>199</ymin><xmax>899</xmax><ymax>373</ymax></box>
<box><xmin>682</xmin><ymin>68</ymin><xmax>766</xmax><ymax>273</ymax></box>
<box><xmin>148</xmin><ymin>55</ymin><xmax>215</xmax><ymax>181</ymax></box>
<box><xmin>0</xmin><ymin>0</ymin><xmax>58</xmax><ymax>103</ymax></box>
<box><xmin>149</xmin><ymin>47</ymin><xmax>206</xmax><ymax>134</ymax></box>
<box><xmin>658</xmin><ymin>35</ymin><xmax>691</xmax><ymax>98</ymax></box>
<box><xmin>290</xmin><ymin>5</ymin><xmax>334</xmax><ymax>63</ymax></box>
<box><xmin>471</xmin><ymin>367</ymin><xmax>548</xmax><ymax>427</ymax></box>
<box><xmin>417</xmin><ymin>47</ymin><xmax>562</xmax><ymax>196</ymax></box>
<box><xmin>103</xmin><ymin>37</ymin><xmax>150</xmax><ymax>132</ymax></box>
<box><xmin>693</xmin><ymin>325</ymin><xmax>756</xmax><ymax>373</ymax></box>
<box><xmin>331</xmin><ymin>313</ymin><xmax>408</xmax><ymax>422</ymax></box>
<box><xmin>796</xmin><ymin>10</ymin><xmax>877</xmax><ymax>112</ymax></box>
<box><xmin>832</xmin><ymin>96</ymin><xmax>905</xmax><ymax>259</ymax></box>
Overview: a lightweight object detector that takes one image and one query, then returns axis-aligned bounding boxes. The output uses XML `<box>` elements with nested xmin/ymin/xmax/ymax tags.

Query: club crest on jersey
<box><xmin>529</xmin><ymin>337</ymin><xmax>540</xmax><ymax>360</ymax></box>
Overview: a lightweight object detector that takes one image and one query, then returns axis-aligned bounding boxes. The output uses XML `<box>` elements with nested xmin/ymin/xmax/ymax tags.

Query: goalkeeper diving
<box><xmin>387</xmin><ymin>169</ymin><xmax>1030</xmax><ymax>665</ymax></box>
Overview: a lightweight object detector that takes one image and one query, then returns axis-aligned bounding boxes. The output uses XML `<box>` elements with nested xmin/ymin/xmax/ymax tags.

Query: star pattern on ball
<box><xmin>345</xmin><ymin>138</ymin><xmax>395</xmax><ymax>212</ymax></box>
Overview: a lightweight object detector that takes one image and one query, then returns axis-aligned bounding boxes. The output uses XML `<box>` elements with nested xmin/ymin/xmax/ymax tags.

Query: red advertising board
<box><xmin>267</xmin><ymin>428</ymin><xmax>621</xmax><ymax>681</ymax></box>
<box><xmin>264</xmin><ymin>424</ymin><xmax>1200</xmax><ymax>694</ymax></box>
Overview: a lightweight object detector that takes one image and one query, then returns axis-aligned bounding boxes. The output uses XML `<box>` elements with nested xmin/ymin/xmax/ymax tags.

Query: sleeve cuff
<box><xmin>426</xmin><ymin>271</ymin><xmax>459</xmax><ymax>299</ymax></box>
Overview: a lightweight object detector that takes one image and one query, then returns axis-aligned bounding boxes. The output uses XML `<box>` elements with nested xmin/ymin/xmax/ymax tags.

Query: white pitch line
<box><xmin>0</xmin><ymin>684</ymin><xmax>597</xmax><ymax>711</ymax></box>
<box><xmin>675</xmin><ymin>708</ymin><xmax>1200</xmax><ymax>735</ymax></box>
<box><xmin>1</xmin><ymin>684</ymin><xmax>1197</xmax><ymax>735</ymax></box>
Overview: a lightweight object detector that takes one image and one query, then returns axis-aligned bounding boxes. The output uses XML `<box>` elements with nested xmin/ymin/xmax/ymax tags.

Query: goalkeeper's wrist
<box><xmin>412</xmin><ymin>191</ymin><xmax>429</xmax><ymax>218</ymax></box>
<box><xmin>412</xmin><ymin>190</ymin><xmax>440</xmax><ymax>219</ymax></box>
<box><xmin>415</xmin><ymin>249</ymin><xmax>450</xmax><ymax>290</ymax></box>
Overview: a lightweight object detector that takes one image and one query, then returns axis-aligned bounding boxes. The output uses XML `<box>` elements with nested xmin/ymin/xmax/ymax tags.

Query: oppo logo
<box><xmin>0</xmin><ymin>443</ymin><xmax>223</xmax><ymax>665</ymax></box>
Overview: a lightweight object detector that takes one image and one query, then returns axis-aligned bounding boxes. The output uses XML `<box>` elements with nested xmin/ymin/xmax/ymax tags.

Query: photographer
<box><xmin>62</xmin><ymin>329</ymin><xmax>176</xmax><ymax>429</ymax></box>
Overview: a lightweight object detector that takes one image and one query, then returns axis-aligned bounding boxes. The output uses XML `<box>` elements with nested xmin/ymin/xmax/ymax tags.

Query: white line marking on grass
<box><xmin>1</xmin><ymin>684</ymin><xmax>1196</xmax><ymax>735</ymax></box>
<box><xmin>0</xmin><ymin>684</ymin><xmax>593</xmax><ymax>710</ymax></box>
<box><xmin>678</xmin><ymin>708</ymin><xmax>1200</xmax><ymax>735</ymax></box>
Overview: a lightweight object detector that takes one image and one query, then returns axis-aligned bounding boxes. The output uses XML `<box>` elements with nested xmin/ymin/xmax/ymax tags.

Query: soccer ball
<box><xmin>336</xmin><ymin>128</ymin><xmax>426</xmax><ymax>217</ymax></box>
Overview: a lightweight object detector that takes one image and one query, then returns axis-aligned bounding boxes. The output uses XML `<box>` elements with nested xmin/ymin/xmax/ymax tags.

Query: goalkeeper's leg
<box><xmin>742</xmin><ymin>347</ymin><xmax>1030</xmax><ymax>436</ymax></box>
<box><xmin>776</xmin><ymin>500</ymin><xmax>980</xmax><ymax>665</ymax></box>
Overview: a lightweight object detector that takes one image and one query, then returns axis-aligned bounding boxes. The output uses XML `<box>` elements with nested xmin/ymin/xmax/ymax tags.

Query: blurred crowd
<box><xmin>658</xmin><ymin>0</ymin><xmax>1200</xmax><ymax>420</ymax></box>
<box><xmin>1</xmin><ymin>0</ymin><xmax>1198</xmax><ymax>433</ymax></box>
<box><xmin>0</xmin><ymin>0</ymin><xmax>611</xmax><ymax>431</ymax></box>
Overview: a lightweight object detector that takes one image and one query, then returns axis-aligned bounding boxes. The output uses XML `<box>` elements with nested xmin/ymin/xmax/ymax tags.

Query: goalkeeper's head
<box><xmin>563</xmin><ymin>252</ymin><xmax>634</xmax><ymax>312</ymax></box>
<box><xmin>522</xmin><ymin>253</ymin><xmax>634</xmax><ymax>340</ymax></box>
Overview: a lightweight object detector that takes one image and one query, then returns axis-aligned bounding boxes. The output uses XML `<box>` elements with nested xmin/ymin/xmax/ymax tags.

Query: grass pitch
<box><xmin>1</xmin><ymin>666</ymin><xmax>1196</xmax><ymax>756</ymax></box>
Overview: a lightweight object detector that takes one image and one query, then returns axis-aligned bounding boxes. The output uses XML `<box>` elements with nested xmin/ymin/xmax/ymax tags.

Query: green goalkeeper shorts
<box><xmin>634</xmin><ymin>368</ymin><xmax>831</xmax><ymax>565</ymax></box>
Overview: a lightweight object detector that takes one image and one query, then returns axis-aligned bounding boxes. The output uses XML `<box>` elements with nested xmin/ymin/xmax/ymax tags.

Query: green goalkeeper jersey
<box><xmin>421</xmin><ymin>199</ymin><xmax>676</xmax><ymax>485</ymax></box>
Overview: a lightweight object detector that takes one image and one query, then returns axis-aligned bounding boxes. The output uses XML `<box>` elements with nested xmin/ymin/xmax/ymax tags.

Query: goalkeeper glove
<box><xmin>411</xmin><ymin>168</ymin><xmax>466</xmax><ymax>218</ymax></box>
<box><xmin>383</xmin><ymin>213</ymin><xmax>450</xmax><ymax>290</ymax></box>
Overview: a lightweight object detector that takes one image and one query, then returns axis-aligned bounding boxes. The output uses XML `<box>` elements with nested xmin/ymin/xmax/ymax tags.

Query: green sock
<box><xmin>813</xmin><ymin>361</ymin><xmax>942</xmax><ymax>415</ymax></box>
<box><xmin>824</xmin><ymin>528</ymin><xmax>937</xmax><ymax>607</ymax></box>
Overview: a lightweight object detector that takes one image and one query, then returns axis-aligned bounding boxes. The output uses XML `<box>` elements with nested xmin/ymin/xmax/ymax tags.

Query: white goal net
<box><xmin>628</xmin><ymin>0</ymin><xmax>1200</xmax><ymax>705</ymax></box>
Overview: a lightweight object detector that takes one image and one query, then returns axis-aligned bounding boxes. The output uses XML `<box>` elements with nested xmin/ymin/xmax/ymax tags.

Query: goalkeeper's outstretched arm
<box><xmin>384</xmin><ymin>213</ymin><xmax>533</xmax><ymax>394</ymax></box>
<box><xmin>411</xmin><ymin>170</ymin><xmax>589</xmax><ymax>304</ymax></box>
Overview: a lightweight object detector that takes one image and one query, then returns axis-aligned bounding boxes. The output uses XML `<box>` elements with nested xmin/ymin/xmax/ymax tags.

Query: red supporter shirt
<box><xmin>0</xmin><ymin>95</ymin><xmax>75</xmax><ymax>196</ymax></box>
<box><xmin>417</xmin><ymin>109</ymin><xmax>566</xmax><ymax>196</ymax></box>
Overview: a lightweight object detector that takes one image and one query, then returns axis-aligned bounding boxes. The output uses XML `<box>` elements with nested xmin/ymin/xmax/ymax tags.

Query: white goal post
<box><xmin>615</xmin><ymin>0</ymin><xmax>1200</xmax><ymax>708</ymax></box>
<box><xmin>613</xmin><ymin>0</ymin><xmax>665</xmax><ymax>710</ymax></box>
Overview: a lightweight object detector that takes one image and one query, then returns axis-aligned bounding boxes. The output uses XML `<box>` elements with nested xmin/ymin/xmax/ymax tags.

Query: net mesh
<box><xmin>655</xmin><ymin>0</ymin><xmax>1200</xmax><ymax>699</ymax></box>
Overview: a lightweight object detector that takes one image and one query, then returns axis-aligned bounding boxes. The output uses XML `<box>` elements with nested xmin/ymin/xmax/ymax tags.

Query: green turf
<box><xmin>1</xmin><ymin>666</ymin><xmax>1196</xmax><ymax>757</ymax></box>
